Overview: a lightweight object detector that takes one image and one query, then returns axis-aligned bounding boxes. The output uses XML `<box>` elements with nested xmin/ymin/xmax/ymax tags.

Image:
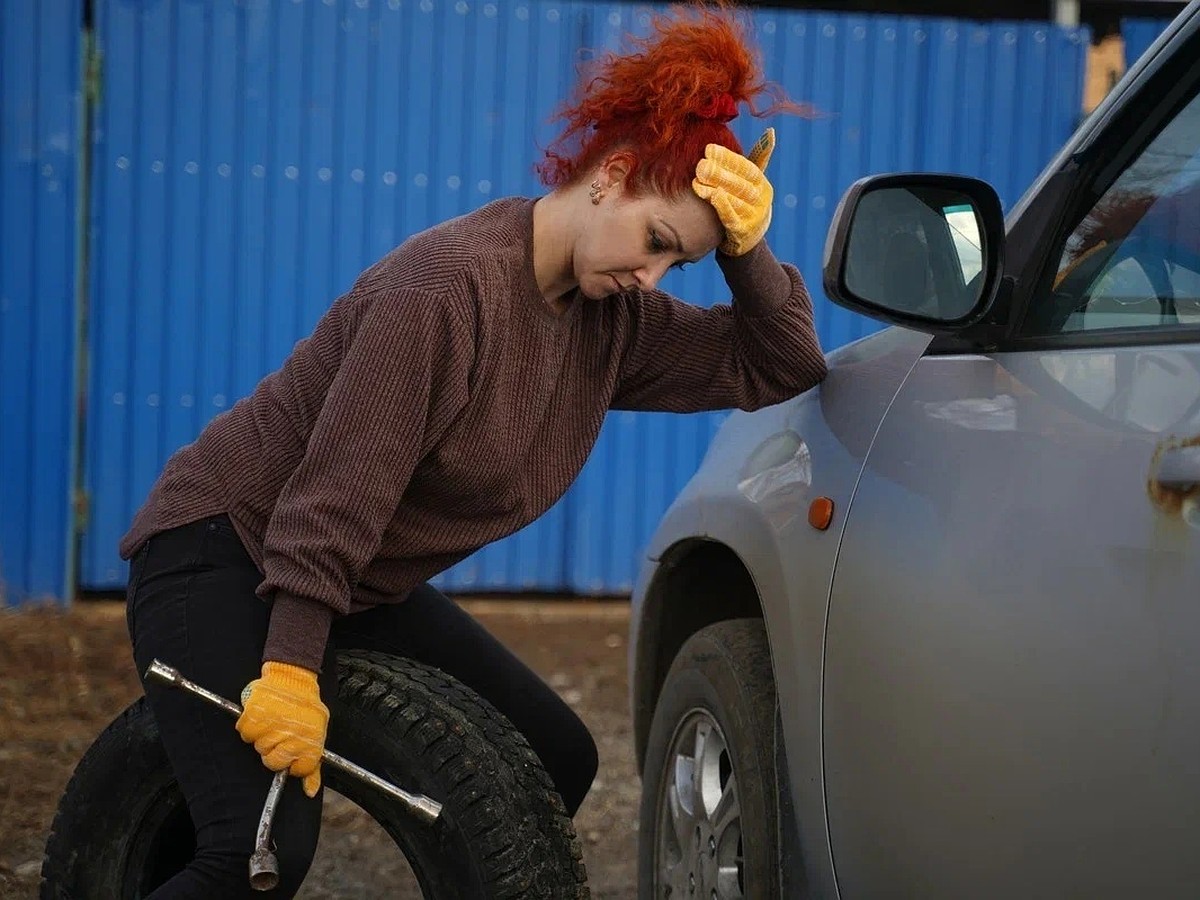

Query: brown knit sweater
<box><xmin>119</xmin><ymin>197</ymin><xmax>827</xmax><ymax>670</ymax></box>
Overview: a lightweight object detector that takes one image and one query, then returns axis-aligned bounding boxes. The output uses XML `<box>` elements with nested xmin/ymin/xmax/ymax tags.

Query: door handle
<box><xmin>1154</xmin><ymin>444</ymin><xmax>1200</xmax><ymax>487</ymax></box>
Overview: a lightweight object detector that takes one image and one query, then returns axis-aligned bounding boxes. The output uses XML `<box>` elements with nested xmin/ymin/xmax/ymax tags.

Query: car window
<box><xmin>1028</xmin><ymin>87</ymin><xmax>1200</xmax><ymax>336</ymax></box>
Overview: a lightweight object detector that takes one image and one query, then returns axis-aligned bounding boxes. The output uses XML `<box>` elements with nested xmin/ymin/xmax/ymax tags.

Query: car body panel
<box><xmin>824</xmin><ymin>344</ymin><xmax>1200</xmax><ymax>897</ymax></box>
<box><xmin>630</xmin><ymin>3</ymin><xmax>1200</xmax><ymax>897</ymax></box>
<box><xmin>630</xmin><ymin>326</ymin><xmax>932</xmax><ymax>894</ymax></box>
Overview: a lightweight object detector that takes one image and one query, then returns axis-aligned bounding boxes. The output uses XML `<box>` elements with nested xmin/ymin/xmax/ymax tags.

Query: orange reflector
<box><xmin>808</xmin><ymin>497</ymin><xmax>834</xmax><ymax>531</ymax></box>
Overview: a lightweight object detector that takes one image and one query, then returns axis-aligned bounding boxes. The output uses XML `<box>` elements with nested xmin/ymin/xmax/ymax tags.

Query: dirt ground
<box><xmin>0</xmin><ymin>596</ymin><xmax>640</xmax><ymax>899</ymax></box>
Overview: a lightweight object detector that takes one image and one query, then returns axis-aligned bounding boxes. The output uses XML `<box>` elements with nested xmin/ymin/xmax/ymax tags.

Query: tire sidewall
<box><xmin>637</xmin><ymin>620</ymin><xmax>779</xmax><ymax>900</ymax></box>
<box><xmin>39</xmin><ymin>700</ymin><xmax>189</xmax><ymax>900</ymax></box>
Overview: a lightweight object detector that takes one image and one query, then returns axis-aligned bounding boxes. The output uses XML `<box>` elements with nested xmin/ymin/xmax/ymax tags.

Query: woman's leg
<box><xmin>330</xmin><ymin>584</ymin><xmax>599</xmax><ymax>815</ymax></box>
<box><xmin>127</xmin><ymin>515</ymin><xmax>335</xmax><ymax>898</ymax></box>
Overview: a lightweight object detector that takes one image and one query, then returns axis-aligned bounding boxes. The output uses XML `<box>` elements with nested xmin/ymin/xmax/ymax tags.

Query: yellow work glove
<box><xmin>236</xmin><ymin>661</ymin><xmax>329</xmax><ymax>798</ymax></box>
<box><xmin>692</xmin><ymin>127</ymin><xmax>777</xmax><ymax>257</ymax></box>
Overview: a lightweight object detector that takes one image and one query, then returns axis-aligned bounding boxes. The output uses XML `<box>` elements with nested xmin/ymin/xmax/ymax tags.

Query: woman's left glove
<box><xmin>692</xmin><ymin>128</ymin><xmax>777</xmax><ymax>257</ymax></box>
<box><xmin>236</xmin><ymin>661</ymin><xmax>329</xmax><ymax>798</ymax></box>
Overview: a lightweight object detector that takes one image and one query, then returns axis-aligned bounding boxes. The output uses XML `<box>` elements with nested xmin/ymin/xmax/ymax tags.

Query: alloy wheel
<box><xmin>654</xmin><ymin>708</ymin><xmax>744</xmax><ymax>898</ymax></box>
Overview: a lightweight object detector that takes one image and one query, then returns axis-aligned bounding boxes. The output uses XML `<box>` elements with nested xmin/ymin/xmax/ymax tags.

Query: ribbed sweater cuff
<box><xmin>716</xmin><ymin>240</ymin><xmax>793</xmax><ymax>317</ymax></box>
<box><xmin>261</xmin><ymin>660</ymin><xmax>321</xmax><ymax>686</ymax></box>
<box><xmin>263</xmin><ymin>594</ymin><xmax>335</xmax><ymax>673</ymax></box>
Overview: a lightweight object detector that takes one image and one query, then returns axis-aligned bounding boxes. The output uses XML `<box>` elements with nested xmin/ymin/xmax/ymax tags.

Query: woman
<box><xmin>120</xmin><ymin>3</ymin><xmax>827</xmax><ymax>895</ymax></box>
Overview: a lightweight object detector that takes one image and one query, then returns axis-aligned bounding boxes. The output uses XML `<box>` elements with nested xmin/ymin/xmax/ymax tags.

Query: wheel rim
<box><xmin>654</xmin><ymin>707</ymin><xmax>744</xmax><ymax>899</ymax></box>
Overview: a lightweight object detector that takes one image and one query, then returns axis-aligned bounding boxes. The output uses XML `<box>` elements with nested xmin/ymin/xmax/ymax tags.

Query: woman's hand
<box><xmin>236</xmin><ymin>661</ymin><xmax>329</xmax><ymax>797</ymax></box>
<box><xmin>692</xmin><ymin>128</ymin><xmax>777</xmax><ymax>257</ymax></box>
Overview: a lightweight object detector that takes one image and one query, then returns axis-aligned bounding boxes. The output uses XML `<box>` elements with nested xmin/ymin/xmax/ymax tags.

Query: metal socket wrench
<box><xmin>249</xmin><ymin>769</ymin><xmax>288</xmax><ymax>890</ymax></box>
<box><xmin>144</xmin><ymin>659</ymin><xmax>444</xmax><ymax>821</ymax></box>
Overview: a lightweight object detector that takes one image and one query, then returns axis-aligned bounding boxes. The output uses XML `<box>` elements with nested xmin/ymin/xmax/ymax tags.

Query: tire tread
<box><xmin>337</xmin><ymin>651</ymin><xmax>589</xmax><ymax>898</ymax></box>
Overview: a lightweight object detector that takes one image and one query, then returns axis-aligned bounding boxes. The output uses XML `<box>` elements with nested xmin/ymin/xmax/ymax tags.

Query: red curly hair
<box><xmin>537</xmin><ymin>2</ymin><xmax>812</xmax><ymax>199</ymax></box>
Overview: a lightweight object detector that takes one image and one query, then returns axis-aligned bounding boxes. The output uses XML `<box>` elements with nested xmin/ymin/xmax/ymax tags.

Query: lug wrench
<box><xmin>145</xmin><ymin>659</ymin><xmax>443</xmax><ymax>890</ymax></box>
<box><xmin>248</xmin><ymin>769</ymin><xmax>288</xmax><ymax>890</ymax></box>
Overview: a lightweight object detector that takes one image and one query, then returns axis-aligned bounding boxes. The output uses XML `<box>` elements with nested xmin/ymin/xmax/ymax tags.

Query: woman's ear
<box><xmin>598</xmin><ymin>151</ymin><xmax>635</xmax><ymax>192</ymax></box>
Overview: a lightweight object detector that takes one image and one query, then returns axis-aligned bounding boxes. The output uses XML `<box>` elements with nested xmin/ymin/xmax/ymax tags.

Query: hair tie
<box><xmin>695</xmin><ymin>93</ymin><xmax>738</xmax><ymax>123</ymax></box>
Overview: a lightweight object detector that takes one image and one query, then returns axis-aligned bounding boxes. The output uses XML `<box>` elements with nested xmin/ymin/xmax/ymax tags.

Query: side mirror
<box><xmin>822</xmin><ymin>174</ymin><xmax>1006</xmax><ymax>332</ymax></box>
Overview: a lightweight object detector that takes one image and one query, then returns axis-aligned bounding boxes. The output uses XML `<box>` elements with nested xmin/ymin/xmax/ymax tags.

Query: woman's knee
<box><xmin>539</xmin><ymin>710</ymin><xmax>598</xmax><ymax>816</ymax></box>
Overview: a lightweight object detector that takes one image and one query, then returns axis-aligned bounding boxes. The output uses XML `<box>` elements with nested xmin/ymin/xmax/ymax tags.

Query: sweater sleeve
<box><xmin>611</xmin><ymin>240</ymin><xmax>828</xmax><ymax>413</ymax></box>
<box><xmin>257</xmin><ymin>288</ymin><xmax>473</xmax><ymax>670</ymax></box>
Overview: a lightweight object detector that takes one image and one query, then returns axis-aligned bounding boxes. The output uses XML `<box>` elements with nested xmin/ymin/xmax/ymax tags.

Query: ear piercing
<box><xmin>589</xmin><ymin>180</ymin><xmax>602</xmax><ymax>205</ymax></box>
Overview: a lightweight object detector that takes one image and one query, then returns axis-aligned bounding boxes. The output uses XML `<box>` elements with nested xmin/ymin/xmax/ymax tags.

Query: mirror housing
<box><xmin>822</xmin><ymin>174</ymin><xmax>1007</xmax><ymax>334</ymax></box>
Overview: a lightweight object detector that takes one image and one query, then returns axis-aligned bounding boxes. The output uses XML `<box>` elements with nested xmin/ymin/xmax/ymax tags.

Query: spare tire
<box><xmin>40</xmin><ymin>650</ymin><xmax>590</xmax><ymax>899</ymax></box>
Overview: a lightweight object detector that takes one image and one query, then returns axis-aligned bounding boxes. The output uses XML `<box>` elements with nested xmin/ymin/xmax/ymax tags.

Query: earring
<box><xmin>589</xmin><ymin>180</ymin><xmax>602</xmax><ymax>205</ymax></box>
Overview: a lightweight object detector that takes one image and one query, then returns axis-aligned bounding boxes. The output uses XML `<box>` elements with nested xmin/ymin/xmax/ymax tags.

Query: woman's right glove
<box><xmin>236</xmin><ymin>661</ymin><xmax>329</xmax><ymax>798</ymax></box>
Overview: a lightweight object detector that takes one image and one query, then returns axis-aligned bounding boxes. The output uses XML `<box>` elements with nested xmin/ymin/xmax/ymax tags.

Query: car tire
<box><xmin>638</xmin><ymin>618</ymin><xmax>779</xmax><ymax>899</ymax></box>
<box><xmin>40</xmin><ymin>650</ymin><xmax>589</xmax><ymax>899</ymax></box>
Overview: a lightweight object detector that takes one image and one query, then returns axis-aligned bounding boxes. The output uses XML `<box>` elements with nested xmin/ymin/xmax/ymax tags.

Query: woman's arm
<box><xmin>257</xmin><ymin>288</ymin><xmax>473</xmax><ymax>670</ymax></box>
<box><xmin>611</xmin><ymin>241</ymin><xmax>827</xmax><ymax>413</ymax></box>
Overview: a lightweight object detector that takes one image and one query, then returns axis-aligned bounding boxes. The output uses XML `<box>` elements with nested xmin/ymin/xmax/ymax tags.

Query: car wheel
<box><xmin>638</xmin><ymin>618</ymin><xmax>779</xmax><ymax>899</ymax></box>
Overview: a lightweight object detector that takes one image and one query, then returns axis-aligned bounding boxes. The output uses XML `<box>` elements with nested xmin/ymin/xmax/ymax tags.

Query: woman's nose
<box><xmin>634</xmin><ymin>260</ymin><xmax>671</xmax><ymax>291</ymax></box>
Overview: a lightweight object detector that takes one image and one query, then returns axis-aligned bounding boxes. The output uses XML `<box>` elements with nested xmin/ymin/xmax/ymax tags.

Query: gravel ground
<box><xmin>0</xmin><ymin>597</ymin><xmax>640</xmax><ymax>899</ymax></box>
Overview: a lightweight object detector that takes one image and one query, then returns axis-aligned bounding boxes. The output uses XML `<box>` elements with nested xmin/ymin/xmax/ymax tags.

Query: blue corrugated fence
<box><xmin>0</xmin><ymin>0</ymin><xmax>82</xmax><ymax>606</ymax></box>
<box><xmin>4</xmin><ymin>1</ymin><xmax>1091</xmax><ymax>601</ymax></box>
<box><xmin>1122</xmin><ymin>17</ymin><xmax>1176</xmax><ymax>68</ymax></box>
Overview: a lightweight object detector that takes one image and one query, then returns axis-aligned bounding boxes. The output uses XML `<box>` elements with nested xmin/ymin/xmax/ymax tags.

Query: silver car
<box><xmin>629</xmin><ymin>3</ymin><xmax>1200</xmax><ymax>897</ymax></box>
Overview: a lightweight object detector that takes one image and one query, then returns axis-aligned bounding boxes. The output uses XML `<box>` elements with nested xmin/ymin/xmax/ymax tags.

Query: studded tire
<box><xmin>40</xmin><ymin>650</ymin><xmax>590</xmax><ymax>899</ymax></box>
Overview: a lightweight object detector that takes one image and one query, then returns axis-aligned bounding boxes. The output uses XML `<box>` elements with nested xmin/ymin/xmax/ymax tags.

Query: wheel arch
<box><xmin>631</xmin><ymin>538</ymin><xmax>766</xmax><ymax>773</ymax></box>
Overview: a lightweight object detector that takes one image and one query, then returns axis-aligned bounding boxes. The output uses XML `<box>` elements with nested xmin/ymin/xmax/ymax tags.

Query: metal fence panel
<box><xmin>81</xmin><ymin>0</ymin><xmax>1088</xmax><ymax>594</ymax></box>
<box><xmin>1122</xmin><ymin>16</ymin><xmax>1176</xmax><ymax>68</ymax></box>
<box><xmin>0</xmin><ymin>0</ymin><xmax>82</xmax><ymax>606</ymax></box>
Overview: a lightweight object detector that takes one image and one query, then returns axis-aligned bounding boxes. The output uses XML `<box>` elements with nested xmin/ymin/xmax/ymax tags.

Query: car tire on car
<box><xmin>638</xmin><ymin>618</ymin><xmax>779</xmax><ymax>900</ymax></box>
<box><xmin>40</xmin><ymin>650</ymin><xmax>589</xmax><ymax>899</ymax></box>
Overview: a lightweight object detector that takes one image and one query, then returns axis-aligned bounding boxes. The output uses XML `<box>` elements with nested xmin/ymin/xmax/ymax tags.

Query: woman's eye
<box><xmin>649</xmin><ymin>230</ymin><xmax>666</xmax><ymax>252</ymax></box>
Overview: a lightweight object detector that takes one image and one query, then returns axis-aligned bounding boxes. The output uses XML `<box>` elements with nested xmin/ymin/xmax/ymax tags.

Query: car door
<box><xmin>820</xmin><ymin>28</ymin><xmax>1200</xmax><ymax>900</ymax></box>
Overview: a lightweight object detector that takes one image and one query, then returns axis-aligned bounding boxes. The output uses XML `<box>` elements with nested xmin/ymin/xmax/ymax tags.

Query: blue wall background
<box><xmin>0</xmin><ymin>0</ymin><xmax>83</xmax><ymax>606</ymax></box>
<box><xmin>1123</xmin><ymin>16</ymin><xmax>1177</xmax><ymax>67</ymax></box>
<box><xmin>9</xmin><ymin>0</ymin><xmax>1176</xmax><ymax>603</ymax></box>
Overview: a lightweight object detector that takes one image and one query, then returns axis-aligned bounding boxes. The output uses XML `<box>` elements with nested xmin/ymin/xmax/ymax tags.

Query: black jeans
<box><xmin>126</xmin><ymin>514</ymin><xmax>598</xmax><ymax>898</ymax></box>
